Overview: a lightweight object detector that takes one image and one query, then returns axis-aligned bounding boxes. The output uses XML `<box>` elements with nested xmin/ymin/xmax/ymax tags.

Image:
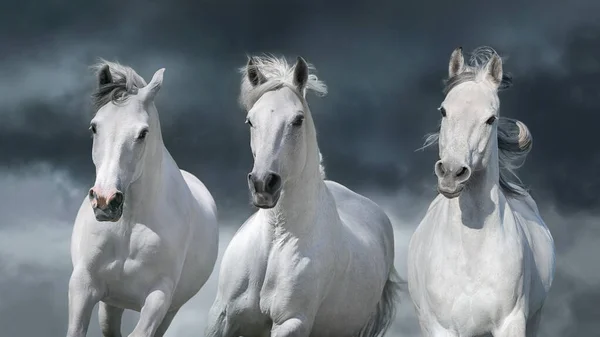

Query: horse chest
<box><xmin>258</xmin><ymin>230</ymin><xmax>325</xmax><ymax>317</ymax></box>
<box><xmin>95</xmin><ymin>225</ymin><xmax>176</xmax><ymax>307</ymax></box>
<box><xmin>423</xmin><ymin>231</ymin><xmax>524</xmax><ymax>331</ymax></box>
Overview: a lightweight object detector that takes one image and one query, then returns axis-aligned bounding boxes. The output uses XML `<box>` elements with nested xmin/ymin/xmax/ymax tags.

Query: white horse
<box><xmin>407</xmin><ymin>46</ymin><xmax>556</xmax><ymax>337</ymax></box>
<box><xmin>67</xmin><ymin>61</ymin><xmax>219</xmax><ymax>337</ymax></box>
<box><xmin>205</xmin><ymin>55</ymin><xmax>402</xmax><ymax>337</ymax></box>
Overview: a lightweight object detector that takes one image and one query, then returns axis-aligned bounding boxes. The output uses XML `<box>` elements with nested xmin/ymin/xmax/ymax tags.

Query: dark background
<box><xmin>0</xmin><ymin>0</ymin><xmax>598</xmax><ymax>336</ymax></box>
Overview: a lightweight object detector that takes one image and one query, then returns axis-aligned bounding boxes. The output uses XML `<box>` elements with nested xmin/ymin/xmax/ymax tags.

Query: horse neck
<box><xmin>267</xmin><ymin>111</ymin><xmax>325</xmax><ymax>227</ymax></box>
<box><xmin>453</xmin><ymin>138</ymin><xmax>504</xmax><ymax>230</ymax></box>
<box><xmin>123</xmin><ymin>108</ymin><xmax>166</xmax><ymax>218</ymax></box>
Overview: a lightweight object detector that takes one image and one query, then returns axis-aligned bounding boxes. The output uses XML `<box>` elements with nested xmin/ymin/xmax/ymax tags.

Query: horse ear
<box><xmin>247</xmin><ymin>57</ymin><xmax>267</xmax><ymax>87</ymax></box>
<box><xmin>293</xmin><ymin>56</ymin><xmax>309</xmax><ymax>94</ymax></box>
<box><xmin>486</xmin><ymin>54</ymin><xmax>503</xmax><ymax>88</ymax></box>
<box><xmin>98</xmin><ymin>65</ymin><xmax>113</xmax><ymax>86</ymax></box>
<box><xmin>448</xmin><ymin>47</ymin><xmax>465</xmax><ymax>78</ymax></box>
<box><xmin>140</xmin><ymin>68</ymin><xmax>165</xmax><ymax>102</ymax></box>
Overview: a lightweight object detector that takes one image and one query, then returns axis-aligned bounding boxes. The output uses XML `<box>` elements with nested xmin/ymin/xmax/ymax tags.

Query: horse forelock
<box><xmin>90</xmin><ymin>60</ymin><xmax>148</xmax><ymax>112</ymax></box>
<box><xmin>444</xmin><ymin>46</ymin><xmax>513</xmax><ymax>95</ymax></box>
<box><xmin>238</xmin><ymin>54</ymin><xmax>327</xmax><ymax>111</ymax></box>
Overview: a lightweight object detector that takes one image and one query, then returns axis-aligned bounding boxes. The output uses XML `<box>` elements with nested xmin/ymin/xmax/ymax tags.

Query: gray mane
<box><xmin>424</xmin><ymin>46</ymin><xmax>532</xmax><ymax>197</ymax></box>
<box><xmin>238</xmin><ymin>54</ymin><xmax>327</xmax><ymax>111</ymax></box>
<box><xmin>444</xmin><ymin>46</ymin><xmax>513</xmax><ymax>95</ymax></box>
<box><xmin>496</xmin><ymin>117</ymin><xmax>532</xmax><ymax>195</ymax></box>
<box><xmin>90</xmin><ymin>60</ymin><xmax>147</xmax><ymax>111</ymax></box>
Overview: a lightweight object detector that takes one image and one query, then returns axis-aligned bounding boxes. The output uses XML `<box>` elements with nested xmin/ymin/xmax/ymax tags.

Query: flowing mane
<box><xmin>90</xmin><ymin>60</ymin><xmax>148</xmax><ymax>111</ymax></box>
<box><xmin>423</xmin><ymin>46</ymin><xmax>532</xmax><ymax>197</ymax></box>
<box><xmin>238</xmin><ymin>54</ymin><xmax>327</xmax><ymax>111</ymax></box>
<box><xmin>443</xmin><ymin>46</ymin><xmax>513</xmax><ymax>94</ymax></box>
<box><xmin>239</xmin><ymin>54</ymin><xmax>328</xmax><ymax>179</ymax></box>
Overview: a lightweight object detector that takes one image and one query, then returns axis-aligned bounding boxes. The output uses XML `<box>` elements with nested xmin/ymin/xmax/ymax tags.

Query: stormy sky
<box><xmin>0</xmin><ymin>0</ymin><xmax>599</xmax><ymax>336</ymax></box>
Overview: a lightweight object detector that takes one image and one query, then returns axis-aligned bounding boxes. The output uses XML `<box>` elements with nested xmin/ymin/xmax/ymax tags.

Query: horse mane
<box><xmin>238</xmin><ymin>54</ymin><xmax>328</xmax><ymax>111</ymax></box>
<box><xmin>239</xmin><ymin>54</ymin><xmax>328</xmax><ymax>179</ymax></box>
<box><xmin>90</xmin><ymin>60</ymin><xmax>147</xmax><ymax>111</ymax></box>
<box><xmin>443</xmin><ymin>46</ymin><xmax>513</xmax><ymax>95</ymax></box>
<box><xmin>423</xmin><ymin>46</ymin><xmax>532</xmax><ymax>197</ymax></box>
<box><xmin>318</xmin><ymin>152</ymin><xmax>326</xmax><ymax>179</ymax></box>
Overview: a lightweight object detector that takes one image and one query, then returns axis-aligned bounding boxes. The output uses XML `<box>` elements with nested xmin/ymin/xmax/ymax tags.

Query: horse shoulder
<box><xmin>71</xmin><ymin>198</ymin><xmax>93</xmax><ymax>264</ymax></box>
<box><xmin>158</xmin><ymin>169</ymin><xmax>218</xmax><ymax>256</ymax></box>
<box><xmin>322</xmin><ymin>180</ymin><xmax>394</xmax><ymax>290</ymax></box>
<box><xmin>409</xmin><ymin>194</ymin><xmax>447</xmax><ymax>255</ymax></box>
<box><xmin>179</xmin><ymin>169</ymin><xmax>217</xmax><ymax>221</ymax></box>
<box><xmin>407</xmin><ymin>195</ymin><xmax>449</xmax><ymax>300</ymax></box>
<box><xmin>71</xmin><ymin>196</ymin><xmax>118</xmax><ymax>267</ymax></box>
<box><xmin>505</xmin><ymin>195</ymin><xmax>555</xmax><ymax>292</ymax></box>
<box><xmin>324</xmin><ymin>180</ymin><xmax>393</xmax><ymax>239</ymax></box>
<box><xmin>503</xmin><ymin>186</ymin><xmax>553</xmax><ymax>252</ymax></box>
<box><xmin>218</xmin><ymin>213</ymin><xmax>270</xmax><ymax>301</ymax></box>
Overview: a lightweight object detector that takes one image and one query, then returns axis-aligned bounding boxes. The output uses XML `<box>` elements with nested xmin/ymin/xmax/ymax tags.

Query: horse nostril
<box><xmin>88</xmin><ymin>188</ymin><xmax>96</xmax><ymax>199</ymax></box>
<box><xmin>109</xmin><ymin>192</ymin><xmax>124</xmax><ymax>208</ymax></box>
<box><xmin>435</xmin><ymin>161</ymin><xmax>446</xmax><ymax>176</ymax></box>
<box><xmin>456</xmin><ymin>167</ymin><xmax>468</xmax><ymax>178</ymax></box>
<box><xmin>265</xmin><ymin>173</ymin><xmax>281</xmax><ymax>193</ymax></box>
<box><xmin>248</xmin><ymin>173</ymin><xmax>260</xmax><ymax>191</ymax></box>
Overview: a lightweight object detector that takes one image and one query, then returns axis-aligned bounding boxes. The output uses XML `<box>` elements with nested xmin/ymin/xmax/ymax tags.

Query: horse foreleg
<box><xmin>204</xmin><ymin>302</ymin><xmax>237</xmax><ymax>337</ymax></box>
<box><xmin>151</xmin><ymin>309</ymin><xmax>179</xmax><ymax>337</ymax></box>
<box><xmin>494</xmin><ymin>311</ymin><xmax>526</xmax><ymax>337</ymax></box>
<box><xmin>270</xmin><ymin>317</ymin><xmax>312</xmax><ymax>337</ymax></box>
<box><xmin>418</xmin><ymin>319</ymin><xmax>458</xmax><ymax>337</ymax></box>
<box><xmin>525</xmin><ymin>308</ymin><xmax>542</xmax><ymax>337</ymax></box>
<box><xmin>98</xmin><ymin>302</ymin><xmax>124</xmax><ymax>337</ymax></box>
<box><xmin>127</xmin><ymin>285</ymin><xmax>173</xmax><ymax>337</ymax></box>
<box><xmin>66</xmin><ymin>271</ymin><xmax>102</xmax><ymax>337</ymax></box>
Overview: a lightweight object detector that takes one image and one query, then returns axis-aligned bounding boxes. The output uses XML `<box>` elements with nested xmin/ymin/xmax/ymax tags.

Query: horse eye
<box><xmin>245</xmin><ymin>118</ymin><xmax>253</xmax><ymax>127</ymax></box>
<box><xmin>439</xmin><ymin>107</ymin><xmax>447</xmax><ymax>117</ymax></box>
<box><xmin>89</xmin><ymin>124</ymin><xmax>97</xmax><ymax>134</ymax></box>
<box><xmin>137</xmin><ymin>129</ymin><xmax>149</xmax><ymax>140</ymax></box>
<box><xmin>486</xmin><ymin>116</ymin><xmax>497</xmax><ymax>125</ymax></box>
<box><xmin>291</xmin><ymin>115</ymin><xmax>304</xmax><ymax>127</ymax></box>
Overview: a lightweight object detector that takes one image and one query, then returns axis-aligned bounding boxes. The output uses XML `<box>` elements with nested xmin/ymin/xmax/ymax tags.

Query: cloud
<box><xmin>1</xmin><ymin>0</ymin><xmax>600</xmax><ymax>336</ymax></box>
<box><xmin>0</xmin><ymin>166</ymin><xmax>82</xmax><ymax>336</ymax></box>
<box><xmin>3</xmin><ymin>2</ymin><xmax>600</xmax><ymax>208</ymax></box>
<box><xmin>0</xmin><ymin>164</ymin><xmax>599</xmax><ymax>336</ymax></box>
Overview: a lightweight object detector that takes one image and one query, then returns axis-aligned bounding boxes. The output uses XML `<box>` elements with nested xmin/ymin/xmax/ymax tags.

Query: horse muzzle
<box><xmin>248</xmin><ymin>171</ymin><xmax>282</xmax><ymax>209</ymax></box>
<box><xmin>89</xmin><ymin>188</ymin><xmax>124</xmax><ymax>222</ymax></box>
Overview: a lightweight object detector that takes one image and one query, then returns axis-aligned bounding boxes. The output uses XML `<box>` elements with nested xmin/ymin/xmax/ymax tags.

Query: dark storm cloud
<box><xmin>2</xmin><ymin>0</ymin><xmax>600</xmax><ymax>210</ymax></box>
<box><xmin>1</xmin><ymin>0</ymin><xmax>600</xmax><ymax>336</ymax></box>
<box><xmin>1</xmin><ymin>168</ymin><xmax>598</xmax><ymax>337</ymax></box>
